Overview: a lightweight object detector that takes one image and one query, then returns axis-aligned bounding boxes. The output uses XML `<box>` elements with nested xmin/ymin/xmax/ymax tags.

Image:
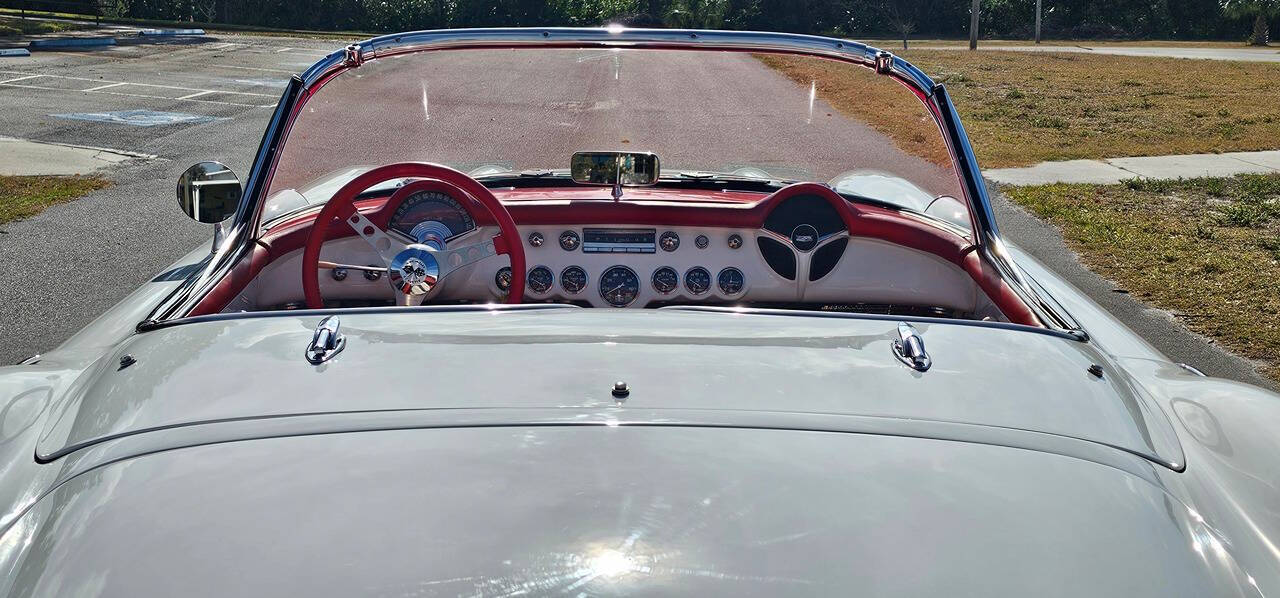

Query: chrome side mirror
<box><xmin>570</xmin><ymin>151</ymin><xmax>659</xmax><ymax>200</ymax></box>
<box><xmin>177</xmin><ymin>161</ymin><xmax>241</xmax><ymax>224</ymax></box>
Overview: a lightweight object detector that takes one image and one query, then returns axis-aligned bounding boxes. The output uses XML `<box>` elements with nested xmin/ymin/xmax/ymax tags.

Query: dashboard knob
<box><xmin>659</xmin><ymin>231</ymin><xmax>680</xmax><ymax>252</ymax></box>
<box><xmin>559</xmin><ymin>230</ymin><xmax>580</xmax><ymax>251</ymax></box>
<box><xmin>528</xmin><ymin>232</ymin><xmax>545</xmax><ymax>247</ymax></box>
<box><xmin>694</xmin><ymin>235</ymin><xmax>709</xmax><ymax>249</ymax></box>
<box><xmin>495</xmin><ymin>266</ymin><xmax>513</xmax><ymax>291</ymax></box>
<box><xmin>727</xmin><ymin>234</ymin><xmax>743</xmax><ymax>249</ymax></box>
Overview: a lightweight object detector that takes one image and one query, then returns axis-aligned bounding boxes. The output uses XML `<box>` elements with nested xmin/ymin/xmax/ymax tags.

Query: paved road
<box><xmin>916</xmin><ymin>44</ymin><xmax>1280</xmax><ymax>62</ymax></box>
<box><xmin>0</xmin><ymin>33</ymin><xmax>1272</xmax><ymax>392</ymax></box>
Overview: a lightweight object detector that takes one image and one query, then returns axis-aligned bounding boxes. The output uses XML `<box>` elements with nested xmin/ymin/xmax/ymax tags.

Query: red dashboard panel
<box><xmin>190</xmin><ymin>183</ymin><xmax>1040</xmax><ymax>327</ymax></box>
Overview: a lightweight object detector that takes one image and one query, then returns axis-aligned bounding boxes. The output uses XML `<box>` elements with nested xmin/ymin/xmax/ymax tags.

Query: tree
<box><xmin>881</xmin><ymin>0</ymin><xmax>918</xmax><ymax>49</ymax></box>
<box><xmin>969</xmin><ymin>0</ymin><xmax>980</xmax><ymax>49</ymax></box>
<box><xmin>1221</xmin><ymin>0</ymin><xmax>1279</xmax><ymax>45</ymax></box>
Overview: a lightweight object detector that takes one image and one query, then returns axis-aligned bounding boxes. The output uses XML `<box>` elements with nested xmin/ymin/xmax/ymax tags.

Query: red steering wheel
<box><xmin>301</xmin><ymin>162</ymin><xmax>525</xmax><ymax>309</ymax></box>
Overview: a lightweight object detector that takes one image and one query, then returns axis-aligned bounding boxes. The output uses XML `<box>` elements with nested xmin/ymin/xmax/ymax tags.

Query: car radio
<box><xmin>582</xmin><ymin>228</ymin><xmax>657</xmax><ymax>253</ymax></box>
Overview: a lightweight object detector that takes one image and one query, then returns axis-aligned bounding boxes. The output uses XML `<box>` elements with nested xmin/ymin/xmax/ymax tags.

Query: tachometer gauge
<box><xmin>684</xmin><ymin>267</ymin><xmax>712</xmax><ymax>295</ymax></box>
<box><xmin>527</xmin><ymin>266</ymin><xmax>554</xmax><ymax>294</ymax></box>
<box><xmin>600</xmin><ymin>266</ymin><xmax>640</xmax><ymax>307</ymax></box>
<box><xmin>495</xmin><ymin>266</ymin><xmax>513</xmax><ymax>292</ymax></box>
<box><xmin>652</xmin><ymin>266</ymin><xmax>679</xmax><ymax>294</ymax></box>
<box><xmin>390</xmin><ymin>190</ymin><xmax>474</xmax><ymax>239</ymax></box>
<box><xmin>561</xmin><ymin>266</ymin><xmax>588</xmax><ymax>294</ymax></box>
<box><xmin>717</xmin><ymin>267</ymin><xmax>745</xmax><ymax>295</ymax></box>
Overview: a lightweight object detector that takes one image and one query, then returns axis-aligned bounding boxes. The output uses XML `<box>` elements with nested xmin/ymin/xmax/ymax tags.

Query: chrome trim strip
<box><xmin>299</xmin><ymin>28</ymin><xmax>936</xmax><ymax>94</ymax></box>
<box><xmin>137</xmin><ymin>303</ymin><xmax>579</xmax><ymax>333</ymax></box>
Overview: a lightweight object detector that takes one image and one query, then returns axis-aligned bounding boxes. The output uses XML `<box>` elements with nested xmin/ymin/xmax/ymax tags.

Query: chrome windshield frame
<box><xmin>143</xmin><ymin>27</ymin><xmax>1078</xmax><ymax>333</ymax></box>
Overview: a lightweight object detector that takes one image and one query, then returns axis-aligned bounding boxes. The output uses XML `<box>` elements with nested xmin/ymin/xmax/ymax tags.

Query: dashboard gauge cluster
<box><xmin>389</xmin><ymin>190</ymin><xmax>475</xmax><ymax>240</ymax></box>
<box><xmin>515</xmin><ymin>228</ymin><xmax>749</xmax><ymax>306</ymax></box>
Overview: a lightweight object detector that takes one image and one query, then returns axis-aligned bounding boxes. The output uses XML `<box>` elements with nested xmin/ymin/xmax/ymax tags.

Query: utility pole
<box><xmin>969</xmin><ymin>0</ymin><xmax>980</xmax><ymax>50</ymax></box>
<box><xmin>1035</xmin><ymin>0</ymin><xmax>1042</xmax><ymax>44</ymax></box>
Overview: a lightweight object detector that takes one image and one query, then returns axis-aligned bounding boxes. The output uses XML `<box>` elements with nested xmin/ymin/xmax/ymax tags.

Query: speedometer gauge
<box><xmin>389</xmin><ymin>190</ymin><xmax>474</xmax><ymax>240</ymax></box>
<box><xmin>599</xmin><ymin>266</ymin><xmax>640</xmax><ymax>307</ymax></box>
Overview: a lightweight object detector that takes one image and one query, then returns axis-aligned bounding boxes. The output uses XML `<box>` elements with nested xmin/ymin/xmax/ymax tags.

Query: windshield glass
<box><xmin>266</xmin><ymin>48</ymin><xmax>969</xmax><ymax>229</ymax></box>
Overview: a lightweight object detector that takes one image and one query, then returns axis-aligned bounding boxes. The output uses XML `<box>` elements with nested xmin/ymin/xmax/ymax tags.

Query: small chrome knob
<box><xmin>559</xmin><ymin>230</ymin><xmax>580</xmax><ymax>251</ymax></box>
<box><xmin>330</xmin><ymin>267</ymin><xmax>348</xmax><ymax>281</ymax></box>
<box><xmin>727</xmin><ymin>234</ymin><xmax>743</xmax><ymax>249</ymax></box>
<box><xmin>694</xmin><ymin>235</ymin><xmax>709</xmax><ymax>249</ymax></box>
<box><xmin>660</xmin><ymin>231</ymin><xmax>680</xmax><ymax>252</ymax></box>
<box><xmin>495</xmin><ymin>266</ymin><xmax>513</xmax><ymax>291</ymax></box>
<box><xmin>362</xmin><ymin>266</ymin><xmax>381</xmax><ymax>281</ymax></box>
<box><xmin>612</xmin><ymin>380</ymin><xmax>630</xmax><ymax>399</ymax></box>
<box><xmin>528</xmin><ymin>232</ymin><xmax>544</xmax><ymax>247</ymax></box>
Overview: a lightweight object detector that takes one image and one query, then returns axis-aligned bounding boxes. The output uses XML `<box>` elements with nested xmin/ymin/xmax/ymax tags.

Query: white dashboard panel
<box><xmin>232</xmin><ymin>224</ymin><xmax>987</xmax><ymax>315</ymax></box>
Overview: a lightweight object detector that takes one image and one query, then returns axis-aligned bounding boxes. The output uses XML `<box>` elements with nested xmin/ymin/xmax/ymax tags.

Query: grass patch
<box><xmin>901</xmin><ymin>50</ymin><xmax>1280</xmax><ymax>167</ymax></box>
<box><xmin>0</xmin><ymin>16</ymin><xmax>93</xmax><ymax>36</ymax></box>
<box><xmin>0</xmin><ymin>175</ymin><xmax>109</xmax><ymax>224</ymax></box>
<box><xmin>759</xmin><ymin>49</ymin><xmax>1280</xmax><ymax>168</ymax></box>
<box><xmin>1004</xmin><ymin>173</ymin><xmax>1280</xmax><ymax>382</ymax></box>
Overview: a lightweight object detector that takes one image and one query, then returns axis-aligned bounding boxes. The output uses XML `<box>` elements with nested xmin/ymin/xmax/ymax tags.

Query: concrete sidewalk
<box><xmin>984</xmin><ymin>150</ymin><xmax>1280</xmax><ymax>186</ymax></box>
<box><xmin>0</xmin><ymin>136</ymin><xmax>154</xmax><ymax>176</ymax></box>
<box><xmin>916</xmin><ymin>44</ymin><xmax>1280</xmax><ymax>63</ymax></box>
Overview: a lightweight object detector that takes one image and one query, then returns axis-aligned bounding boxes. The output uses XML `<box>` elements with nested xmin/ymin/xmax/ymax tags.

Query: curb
<box><xmin>138</xmin><ymin>28</ymin><xmax>206</xmax><ymax>36</ymax></box>
<box><xmin>29</xmin><ymin>37</ymin><xmax>116</xmax><ymax>48</ymax></box>
<box><xmin>0</xmin><ymin>48</ymin><xmax>31</xmax><ymax>57</ymax></box>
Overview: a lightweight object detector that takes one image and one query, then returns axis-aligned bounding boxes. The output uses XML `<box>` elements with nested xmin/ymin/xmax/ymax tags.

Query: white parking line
<box><xmin>0</xmin><ymin>74</ymin><xmax>41</xmax><ymax>85</ymax></box>
<box><xmin>83</xmin><ymin>82</ymin><xmax>128</xmax><ymax>92</ymax></box>
<box><xmin>0</xmin><ymin>70</ymin><xmax>275</xmax><ymax>98</ymax></box>
<box><xmin>275</xmin><ymin>47</ymin><xmax>293</xmax><ymax>53</ymax></box>
<box><xmin>1</xmin><ymin>82</ymin><xmax>273</xmax><ymax>108</ymax></box>
<box><xmin>177</xmin><ymin>90</ymin><xmax>214</xmax><ymax>100</ymax></box>
<box><xmin>206</xmin><ymin>42</ymin><xmax>237</xmax><ymax>50</ymax></box>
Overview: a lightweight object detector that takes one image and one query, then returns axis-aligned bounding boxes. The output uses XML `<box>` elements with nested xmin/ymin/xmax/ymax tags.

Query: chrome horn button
<box><xmin>388</xmin><ymin>245</ymin><xmax>440</xmax><ymax>296</ymax></box>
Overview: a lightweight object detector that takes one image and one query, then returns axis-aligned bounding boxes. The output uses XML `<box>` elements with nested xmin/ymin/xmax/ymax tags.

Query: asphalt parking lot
<box><xmin>0</xmin><ymin>32</ymin><xmax>348</xmax><ymax>363</ymax></box>
<box><xmin>0</xmin><ymin>31</ymin><xmax>1273</xmax><ymax>390</ymax></box>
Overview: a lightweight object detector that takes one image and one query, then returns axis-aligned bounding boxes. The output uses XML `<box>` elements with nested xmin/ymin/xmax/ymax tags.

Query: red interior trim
<box><xmin>192</xmin><ymin>183</ymin><xmax>1040</xmax><ymax>327</ymax></box>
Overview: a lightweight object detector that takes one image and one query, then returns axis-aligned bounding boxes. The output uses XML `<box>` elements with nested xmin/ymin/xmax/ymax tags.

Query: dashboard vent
<box><xmin>757</xmin><ymin>237</ymin><xmax>796</xmax><ymax>280</ymax></box>
<box><xmin>808</xmin><ymin>237</ymin><xmax>848</xmax><ymax>281</ymax></box>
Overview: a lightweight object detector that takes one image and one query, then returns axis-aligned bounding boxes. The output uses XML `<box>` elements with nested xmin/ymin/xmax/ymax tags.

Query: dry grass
<box><xmin>755</xmin><ymin>53</ymin><xmax>953</xmax><ymax>167</ymax></box>
<box><xmin>760</xmin><ymin>49</ymin><xmax>1280</xmax><ymax>169</ymax></box>
<box><xmin>1005</xmin><ymin>174</ymin><xmax>1280</xmax><ymax>382</ymax></box>
<box><xmin>903</xmin><ymin>50</ymin><xmax>1280</xmax><ymax>167</ymax></box>
<box><xmin>0</xmin><ymin>175</ymin><xmax>109</xmax><ymax>224</ymax></box>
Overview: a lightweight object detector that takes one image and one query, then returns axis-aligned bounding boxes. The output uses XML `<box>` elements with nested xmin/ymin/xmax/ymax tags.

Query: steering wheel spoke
<box><xmin>343</xmin><ymin>209</ymin><xmax>403</xmax><ymax>264</ymax></box>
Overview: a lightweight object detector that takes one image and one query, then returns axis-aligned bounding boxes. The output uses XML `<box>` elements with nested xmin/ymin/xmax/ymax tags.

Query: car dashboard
<box><xmin>213</xmin><ymin>182</ymin><xmax>1013</xmax><ymax>323</ymax></box>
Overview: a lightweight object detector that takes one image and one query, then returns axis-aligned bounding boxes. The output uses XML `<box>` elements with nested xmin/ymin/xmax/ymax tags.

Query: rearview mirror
<box><xmin>177</xmin><ymin>161</ymin><xmax>241</xmax><ymax>224</ymax></box>
<box><xmin>571</xmin><ymin>152</ymin><xmax>660</xmax><ymax>187</ymax></box>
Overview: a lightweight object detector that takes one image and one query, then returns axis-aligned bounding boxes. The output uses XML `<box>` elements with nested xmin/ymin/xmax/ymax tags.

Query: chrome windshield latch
<box><xmin>305</xmin><ymin>316</ymin><xmax>346</xmax><ymax>364</ymax></box>
<box><xmin>892</xmin><ymin>321</ymin><xmax>931</xmax><ymax>372</ymax></box>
